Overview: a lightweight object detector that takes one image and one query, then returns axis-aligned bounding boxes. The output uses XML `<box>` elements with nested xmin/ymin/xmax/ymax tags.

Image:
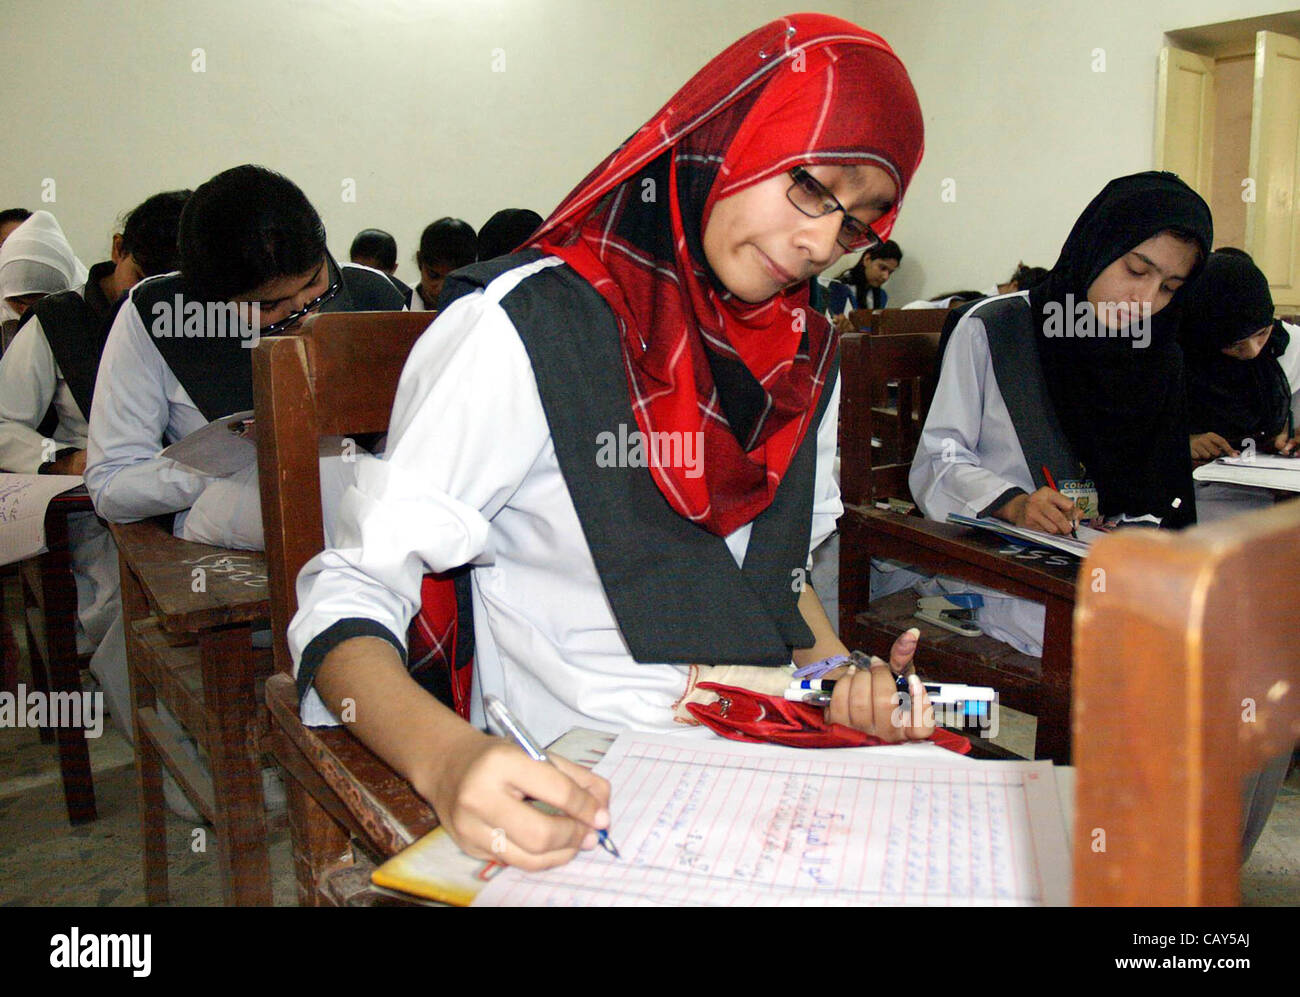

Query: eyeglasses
<box><xmin>262</xmin><ymin>268</ymin><xmax>341</xmax><ymax>335</ymax></box>
<box><xmin>786</xmin><ymin>167</ymin><xmax>883</xmax><ymax>253</ymax></box>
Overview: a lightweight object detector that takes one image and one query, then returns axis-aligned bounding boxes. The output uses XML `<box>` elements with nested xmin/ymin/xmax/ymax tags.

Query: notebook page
<box><xmin>473</xmin><ymin>733</ymin><xmax>1069</xmax><ymax>906</ymax></box>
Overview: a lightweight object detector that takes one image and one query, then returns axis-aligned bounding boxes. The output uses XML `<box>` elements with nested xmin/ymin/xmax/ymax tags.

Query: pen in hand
<box><xmin>1041</xmin><ymin>465</ymin><xmax>1079</xmax><ymax>539</ymax></box>
<box><xmin>483</xmin><ymin>694</ymin><xmax>621</xmax><ymax>859</ymax></box>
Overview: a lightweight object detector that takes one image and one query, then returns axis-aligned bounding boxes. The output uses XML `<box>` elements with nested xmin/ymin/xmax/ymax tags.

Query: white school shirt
<box><xmin>408</xmin><ymin>284</ymin><xmax>434</xmax><ymax>312</ymax></box>
<box><xmin>908</xmin><ymin>292</ymin><xmax>1036</xmax><ymax>520</ymax></box>
<box><xmin>85</xmin><ymin>281</ymin><xmax>379</xmax><ymax>549</ymax></box>
<box><xmin>901</xmin><ymin>292</ymin><xmax>1047</xmax><ymax>657</ymax></box>
<box><xmin>0</xmin><ymin>306</ymin><xmax>89</xmax><ymax>472</ymax></box>
<box><xmin>289</xmin><ymin>256</ymin><xmax>843</xmax><ymax>746</ymax></box>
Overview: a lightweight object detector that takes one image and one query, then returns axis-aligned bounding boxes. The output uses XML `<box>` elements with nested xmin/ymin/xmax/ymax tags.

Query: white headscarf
<box><xmin>0</xmin><ymin>210</ymin><xmax>89</xmax><ymax>301</ymax></box>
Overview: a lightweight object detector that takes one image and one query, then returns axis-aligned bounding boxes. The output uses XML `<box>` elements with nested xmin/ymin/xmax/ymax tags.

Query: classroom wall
<box><xmin>0</xmin><ymin>0</ymin><xmax>861</xmax><ymax>286</ymax></box>
<box><xmin>861</xmin><ymin>0</ymin><xmax>1300</xmax><ymax>304</ymax></box>
<box><xmin>1</xmin><ymin>0</ymin><xmax>1294</xmax><ymax>294</ymax></box>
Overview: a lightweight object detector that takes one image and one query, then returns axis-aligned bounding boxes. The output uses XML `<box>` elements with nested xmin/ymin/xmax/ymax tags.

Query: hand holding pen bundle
<box><xmin>790</xmin><ymin>630</ymin><xmax>997</xmax><ymax>734</ymax></box>
<box><xmin>793</xmin><ymin>629</ymin><xmax>936</xmax><ymax>742</ymax></box>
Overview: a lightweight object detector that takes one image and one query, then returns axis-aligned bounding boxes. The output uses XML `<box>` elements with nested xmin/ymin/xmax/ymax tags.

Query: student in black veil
<box><xmin>1181</xmin><ymin>250</ymin><xmax>1297</xmax><ymax>453</ymax></box>
<box><xmin>898</xmin><ymin>173</ymin><xmax>1210</xmax><ymax>661</ymax></box>
<box><xmin>918</xmin><ymin>171</ymin><xmax>1212</xmax><ymax>536</ymax></box>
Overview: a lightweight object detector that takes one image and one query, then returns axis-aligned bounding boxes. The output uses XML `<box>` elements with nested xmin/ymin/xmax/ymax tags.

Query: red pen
<box><xmin>1041</xmin><ymin>465</ymin><xmax>1079</xmax><ymax>539</ymax></box>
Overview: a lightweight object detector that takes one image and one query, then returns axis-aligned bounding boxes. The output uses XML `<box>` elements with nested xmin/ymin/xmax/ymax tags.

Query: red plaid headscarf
<box><xmin>530</xmin><ymin>12</ymin><xmax>923</xmax><ymax>536</ymax></box>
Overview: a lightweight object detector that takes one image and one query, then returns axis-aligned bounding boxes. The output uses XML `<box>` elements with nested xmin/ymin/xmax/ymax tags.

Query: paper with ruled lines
<box><xmin>473</xmin><ymin>732</ymin><xmax>1070</xmax><ymax>906</ymax></box>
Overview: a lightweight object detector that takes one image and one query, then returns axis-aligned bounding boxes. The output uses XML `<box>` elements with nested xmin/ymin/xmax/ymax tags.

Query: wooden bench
<box><xmin>837</xmin><ymin>328</ymin><xmax>1077</xmax><ymax>762</ymax></box>
<box><xmin>112</xmin><ymin>519</ymin><xmax>273</xmax><ymax>905</ymax></box>
<box><xmin>254</xmin><ymin>311</ymin><xmax>438</xmax><ymax>905</ymax></box>
<box><xmin>1073</xmin><ymin>498</ymin><xmax>1300</xmax><ymax>904</ymax></box>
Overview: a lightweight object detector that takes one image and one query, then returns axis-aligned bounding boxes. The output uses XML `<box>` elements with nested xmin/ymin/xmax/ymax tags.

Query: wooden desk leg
<box><xmin>41</xmin><ymin>550</ymin><xmax>96</xmax><ymax>823</ymax></box>
<box><xmin>280</xmin><ymin>755</ymin><xmax>353</xmax><ymax>907</ymax></box>
<box><xmin>1036</xmin><ymin>594</ymin><xmax>1074</xmax><ymax>764</ymax></box>
<box><xmin>200</xmin><ymin>625</ymin><xmax>272</xmax><ymax>906</ymax></box>
<box><xmin>120</xmin><ymin>556</ymin><xmax>169</xmax><ymax>904</ymax></box>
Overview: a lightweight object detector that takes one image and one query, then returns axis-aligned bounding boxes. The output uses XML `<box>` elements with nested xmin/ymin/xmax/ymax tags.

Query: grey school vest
<box><xmin>442</xmin><ymin>251</ymin><xmax>837</xmax><ymax>666</ymax></box>
<box><xmin>970</xmin><ymin>295</ymin><xmax>1083</xmax><ymax>491</ymax></box>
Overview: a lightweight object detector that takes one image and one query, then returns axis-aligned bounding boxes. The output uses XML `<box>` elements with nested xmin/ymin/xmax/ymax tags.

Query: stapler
<box><xmin>914</xmin><ymin>594</ymin><xmax>983</xmax><ymax>637</ymax></box>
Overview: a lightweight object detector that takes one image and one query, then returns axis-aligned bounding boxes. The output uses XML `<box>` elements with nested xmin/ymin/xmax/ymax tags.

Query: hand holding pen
<box><xmin>485</xmin><ymin>695</ymin><xmax>620</xmax><ymax>859</ymax></box>
<box><xmin>1040</xmin><ymin>466</ymin><xmax>1079</xmax><ymax>539</ymax></box>
<box><xmin>821</xmin><ymin>630</ymin><xmax>935</xmax><ymax>742</ymax></box>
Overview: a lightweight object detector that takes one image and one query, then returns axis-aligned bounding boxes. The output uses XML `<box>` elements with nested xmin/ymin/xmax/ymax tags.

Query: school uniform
<box><xmin>290</xmin><ymin>253</ymin><xmax>843</xmax><ymax>747</ymax></box>
<box><xmin>1181</xmin><ymin>252</ymin><xmax>1300</xmax><ymax>524</ymax></box>
<box><xmin>823</xmin><ymin>277</ymin><xmax>885</xmax><ymax>316</ymax></box>
<box><xmin>0</xmin><ymin>261</ymin><xmax>122</xmax><ymax>649</ymax></box>
<box><xmin>84</xmin><ymin>258</ymin><xmax>405</xmax><ymax>550</ymax></box>
<box><xmin>0</xmin><ymin>262</ymin><xmax>128</xmax><ymax>731</ymax></box>
<box><xmin>407</xmin><ymin>283</ymin><xmax>434</xmax><ymax>312</ymax></box>
<box><xmin>287</xmin><ymin>14</ymin><xmax>924</xmax><ymax>786</ymax></box>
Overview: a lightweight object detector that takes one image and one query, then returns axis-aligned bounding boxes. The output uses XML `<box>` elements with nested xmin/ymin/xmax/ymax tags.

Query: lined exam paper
<box><xmin>473</xmin><ymin>733</ymin><xmax>1069</xmax><ymax>906</ymax></box>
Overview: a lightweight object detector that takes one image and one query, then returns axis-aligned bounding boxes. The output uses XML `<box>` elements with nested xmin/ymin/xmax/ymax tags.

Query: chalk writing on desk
<box><xmin>997</xmin><ymin>544</ymin><xmax>1072</xmax><ymax>566</ymax></box>
<box><xmin>179</xmin><ymin>552</ymin><xmax>268</xmax><ymax>588</ymax></box>
<box><xmin>476</xmin><ymin>737</ymin><xmax>1067</xmax><ymax>906</ymax></box>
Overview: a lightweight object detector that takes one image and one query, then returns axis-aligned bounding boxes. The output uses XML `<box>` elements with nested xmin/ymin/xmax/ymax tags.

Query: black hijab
<box><xmin>1028</xmin><ymin>171</ymin><xmax>1212</xmax><ymax>527</ymax></box>
<box><xmin>1178</xmin><ymin>249</ymin><xmax>1290</xmax><ymax>446</ymax></box>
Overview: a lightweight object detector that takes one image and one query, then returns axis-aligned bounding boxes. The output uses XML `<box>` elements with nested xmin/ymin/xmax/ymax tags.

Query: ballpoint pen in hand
<box><xmin>483</xmin><ymin>694</ymin><xmax>620</xmax><ymax>858</ymax></box>
<box><xmin>1041</xmin><ymin>465</ymin><xmax>1079</xmax><ymax>539</ymax></box>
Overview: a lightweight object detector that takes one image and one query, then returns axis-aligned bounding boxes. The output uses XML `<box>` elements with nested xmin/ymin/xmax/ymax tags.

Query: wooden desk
<box><xmin>265</xmin><ymin>673</ymin><xmax>436</xmax><ymax>905</ymax></box>
<box><xmin>112</xmin><ymin>520</ymin><xmax>274</xmax><ymax>905</ymax></box>
<box><xmin>840</xmin><ymin>504</ymin><xmax>1080</xmax><ymax>762</ymax></box>
<box><xmin>19</xmin><ymin>487</ymin><xmax>97</xmax><ymax>823</ymax></box>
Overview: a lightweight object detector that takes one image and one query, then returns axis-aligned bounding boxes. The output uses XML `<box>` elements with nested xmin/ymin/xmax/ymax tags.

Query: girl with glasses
<box><xmin>84</xmin><ymin>165</ymin><xmax>405</xmax><ymax>553</ymax></box>
<box><xmin>289</xmin><ymin>14</ymin><xmax>932</xmax><ymax>871</ymax></box>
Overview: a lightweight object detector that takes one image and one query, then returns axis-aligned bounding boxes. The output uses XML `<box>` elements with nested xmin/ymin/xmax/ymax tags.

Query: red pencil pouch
<box><xmin>685</xmin><ymin>681</ymin><xmax>971</xmax><ymax>754</ymax></box>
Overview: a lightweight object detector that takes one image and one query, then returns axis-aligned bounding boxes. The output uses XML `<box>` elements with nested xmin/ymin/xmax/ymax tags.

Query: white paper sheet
<box><xmin>1195</xmin><ymin>454</ymin><xmax>1300</xmax><ymax>492</ymax></box>
<box><xmin>473</xmin><ymin>732</ymin><xmax>1071</xmax><ymax>906</ymax></box>
<box><xmin>0</xmin><ymin>473</ymin><xmax>86</xmax><ymax>566</ymax></box>
<box><xmin>158</xmin><ymin>410</ymin><xmax>256</xmax><ymax>477</ymax></box>
<box><xmin>946</xmin><ymin>512</ymin><xmax>1102</xmax><ymax>558</ymax></box>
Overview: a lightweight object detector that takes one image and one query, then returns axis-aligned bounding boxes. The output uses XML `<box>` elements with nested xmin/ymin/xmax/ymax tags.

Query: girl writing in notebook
<box><xmin>289</xmin><ymin>14</ymin><xmax>932</xmax><ymax>870</ymax></box>
<box><xmin>898</xmin><ymin>172</ymin><xmax>1211</xmax><ymax>657</ymax></box>
<box><xmin>912</xmin><ymin>172</ymin><xmax>1212</xmax><ymax>534</ymax></box>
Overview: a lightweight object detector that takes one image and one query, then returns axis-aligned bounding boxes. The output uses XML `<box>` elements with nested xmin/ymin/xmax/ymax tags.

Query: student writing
<box><xmin>288</xmin><ymin>14</ymin><xmax>932</xmax><ymax>870</ymax></box>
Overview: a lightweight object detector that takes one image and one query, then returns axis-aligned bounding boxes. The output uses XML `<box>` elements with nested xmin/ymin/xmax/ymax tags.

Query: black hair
<box><xmin>1009</xmin><ymin>263</ymin><xmax>1048</xmax><ymax>290</ymax></box>
<box><xmin>867</xmin><ymin>239</ymin><xmax>903</xmax><ymax>264</ymax></box>
<box><xmin>1212</xmin><ymin>246</ymin><xmax>1253</xmax><ymax>261</ymax></box>
<box><xmin>178</xmin><ymin>165</ymin><xmax>327</xmax><ymax>299</ymax></box>
<box><xmin>477</xmin><ymin>209</ymin><xmax>542</xmax><ymax>261</ymax></box>
<box><xmin>0</xmin><ymin>208</ymin><xmax>32</xmax><ymax>228</ymax></box>
<box><xmin>836</xmin><ymin>239</ymin><xmax>902</xmax><ymax>303</ymax></box>
<box><xmin>417</xmin><ymin>217</ymin><xmax>477</xmax><ymax>270</ymax></box>
<box><xmin>120</xmin><ymin>190</ymin><xmax>192</xmax><ymax>277</ymax></box>
<box><xmin>350</xmin><ymin>228</ymin><xmax>398</xmax><ymax>271</ymax></box>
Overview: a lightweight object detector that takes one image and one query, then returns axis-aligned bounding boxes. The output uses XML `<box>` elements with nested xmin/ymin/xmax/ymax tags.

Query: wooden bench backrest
<box><xmin>839</xmin><ymin>331</ymin><xmax>940</xmax><ymax>507</ymax></box>
<box><xmin>1073</xmin><ymin>499</ymin><xmax>1300</xmax><ymax>905</ymax></box>
<box><xmin>253</xmin><ymin>311</ymin><xmax>431</xmax><ymax>674</ymax></box>
<box><xmin>869</xmin><ymin>308</ymin><xmax>951</xmax><ymax>336</ymax></box>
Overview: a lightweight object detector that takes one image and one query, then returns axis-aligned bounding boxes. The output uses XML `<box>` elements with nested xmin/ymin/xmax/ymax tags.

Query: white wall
<box><xmin>859</xmin><ymin>0</ymin><xmax>1300</xmax><ymax>304</ymax></box>
<box><xmin>1</xmin><ymin>0</ymin><xmax>1294</xmax><ymax>294</ymax></box>
<box><xmin>0</xmin><ymin>0</ymin><xmax>860</xmax><ymax>285</ymax></box>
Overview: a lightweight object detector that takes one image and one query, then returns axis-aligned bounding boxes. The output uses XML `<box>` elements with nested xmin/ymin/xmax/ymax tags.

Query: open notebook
<box><xmin>1194</xmin><ymin>454</ymin><xmax>1300</xmax><ymax>492</ymax></box>
<box><xmin>946</xmin><ymin>512</ymin><xmax>1106</xmax><ymax>558</ymax></box>
<box><xmin>374</xmin><ymin>731</ymin><xmax>1071</xmax><ymax>906</ymax></box>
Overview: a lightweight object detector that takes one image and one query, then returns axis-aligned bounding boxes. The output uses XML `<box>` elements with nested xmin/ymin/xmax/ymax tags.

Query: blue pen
<box><xmin>483</xmin><ymin>694</ymin><xmax>620</xmax><ymax>859</ymax></box>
